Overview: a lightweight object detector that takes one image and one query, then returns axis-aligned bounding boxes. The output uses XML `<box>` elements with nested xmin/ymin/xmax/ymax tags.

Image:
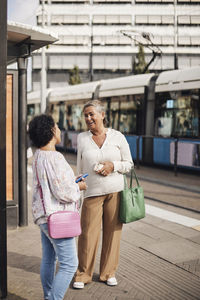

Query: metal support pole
<box><xmin>106</xmin><ymin>98</ymin><xmax>111</xmax><ymax>127</ymax></box>
<box><xmin>174</xmin><ymin>53</ymin><xmax>178</xmax><ymax>70</ymax></box>
<box><xmin>0</xmin><ymin>0</ymin><xmax>7</xmax><ymax>297</ymax></box>
<box><xmin>18</xmin><ymin>58</ymin><xmax>28</xmax><ymax>227</ymax></box>
<box><xmin>90</xmin><ymin>20</ymin><xmax>93</xmax><ymax>81</ymax></box>
<box><xmin>174</xmin><ymin>0</ymin><xmax>178</xmax><ymax>69</ymax></box>
<box><xmin>136</xmin><ymin>136</ymin><xmax>140</xmax><ymax>169</ymax></box>
<box><xmin>41</xmin><ymin>0</ymin><xmax>47</xmax><ymax>113</ymax></box>
<box><xmin>174</xmin><ymin>139</ymin><xmax>178</xmax><ymax>176</ymax></box>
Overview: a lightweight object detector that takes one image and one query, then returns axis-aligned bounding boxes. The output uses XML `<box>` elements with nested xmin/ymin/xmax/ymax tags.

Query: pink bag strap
<box><xmin>35</xmin><ymin>156</ymin><xmax>47</xmax><ymax>215</ymax></box>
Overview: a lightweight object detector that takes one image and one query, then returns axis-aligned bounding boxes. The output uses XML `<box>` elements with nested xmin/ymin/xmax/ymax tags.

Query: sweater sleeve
<box><xmin>44</xmin><ymin>152</ymin><xmax>80</xmax><ymax>203</ymax></box>
<box><xmin>112</xmin><ymin>133</ymin><xmax>133</xmax><ymax>174</ymax></box>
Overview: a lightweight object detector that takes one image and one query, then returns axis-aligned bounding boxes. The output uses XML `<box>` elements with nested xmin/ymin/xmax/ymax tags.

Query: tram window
<box><xmin>107</xmin><ymin>94</ymin><xmax>144</xmax><ymax>135</ymax></box>
<box><xmin>27</xmin><ymin>104</ymin><xmax>40</xmax><ymax>123</ymax></box>
<box><xmin>65</xmin><ymin>103</ymin><xmax>88</xmax><ymax>132</ymax></box>
<box><xmin>155</xmin><ymin>89</ymin><xmax>199</xmax><ymax>137</ymax></box>
<box><xmin>48</xmin><ymin>102</ymin><xmax>66</xmax><ymax>130</ymax></box>
<box><xmin>57</xmin><ymin>102</ymin><xmax>66</xmax><ymax>130</ymax></box>
<box><xmin>27</xmin><ymin>105</ymin><xmax>37</xmax><ymax>122</ymax></box>
<box><xmin>50</xmin><ymin>104</ymin><xmax>60</xmax><ymax>125</ymax></box>
<box><xmin>50</xmin><ymin>95</ymin><xmax>145</xmax><ymax>135</ymax></box>
<box><xmin>66</xmin><ymin>105</ymin><xmax>75</xmax><ymax>131</ymax></box>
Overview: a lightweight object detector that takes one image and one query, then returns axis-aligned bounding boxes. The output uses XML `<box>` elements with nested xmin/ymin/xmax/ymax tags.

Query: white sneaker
<box><xmin>106</xmin><ymin>277</ymin><xmax>118</xmax><ymax>286</ymax></box>
<box><xmin>73</xmin><ymin>281</ymin><xmax>85</xmax><ymax>289</ymax></box>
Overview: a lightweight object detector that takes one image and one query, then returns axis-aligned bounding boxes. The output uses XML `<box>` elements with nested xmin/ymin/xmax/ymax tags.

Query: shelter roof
<box><xmin>7</xmin><ymin>21</ymin><xmax>58</xmax><ymax>64</ymax></box>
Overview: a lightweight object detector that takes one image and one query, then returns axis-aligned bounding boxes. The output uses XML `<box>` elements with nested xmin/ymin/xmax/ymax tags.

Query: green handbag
<box><xmin>119</xmin><ymin>169</ymin><xmax>145</xmax><ymax>223</ymax></box>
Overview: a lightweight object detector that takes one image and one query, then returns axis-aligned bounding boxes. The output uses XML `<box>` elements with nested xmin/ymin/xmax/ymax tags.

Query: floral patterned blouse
<box><xmin>32</xmin><ymin>149</ymin><xmax>80</xmax><ymax>225</ymax></box>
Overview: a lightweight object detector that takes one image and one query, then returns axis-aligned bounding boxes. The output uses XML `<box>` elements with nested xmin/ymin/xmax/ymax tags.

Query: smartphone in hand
<box><xmin>75</xmin><ymin>173</ymin><xmax>89</xmax><ymax>183</ymax></box>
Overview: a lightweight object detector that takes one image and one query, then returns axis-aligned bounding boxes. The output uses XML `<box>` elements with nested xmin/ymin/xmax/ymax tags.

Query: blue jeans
<box><xmin>40</xmin><ymin>223</ymin><xmax>78</xmax><ymax>300</ymax></box>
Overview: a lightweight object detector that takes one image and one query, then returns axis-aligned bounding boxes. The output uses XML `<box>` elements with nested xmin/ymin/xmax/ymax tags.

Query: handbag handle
<box><xmin>123</xmin><ymin>168</ymin><xmax>140</xmax><ymax>189</ymax></box>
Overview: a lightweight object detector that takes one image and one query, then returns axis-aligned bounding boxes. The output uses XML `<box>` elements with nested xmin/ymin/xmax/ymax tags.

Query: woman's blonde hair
<box><xmin>83</xmin><ymin>100</ymin><xmax>107</xmax><ymax>125</ymax></box>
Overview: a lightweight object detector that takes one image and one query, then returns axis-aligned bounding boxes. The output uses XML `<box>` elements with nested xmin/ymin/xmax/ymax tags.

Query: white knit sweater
<box><xmin>77</xmin><ymin>128</ymin><xmax>133</xmax><ymax>199</ymax></box>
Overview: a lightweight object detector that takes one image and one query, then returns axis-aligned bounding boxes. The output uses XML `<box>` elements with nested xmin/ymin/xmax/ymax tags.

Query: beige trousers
<box><xmin>74</xmin><ymin>192</ymin><xmax>123</xmax><ymax>283</ymax></box>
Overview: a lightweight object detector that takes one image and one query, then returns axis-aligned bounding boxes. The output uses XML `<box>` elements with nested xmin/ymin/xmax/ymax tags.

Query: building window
<box><xmin>93</xmin><ymin>15</ymin><xmax>132</xmax><ymax>25</ymax></box>
<box><xmin>178</xmin><ymin>0</ymin><xmax>200</xmax><ymax>3</ymax></box>
<box><xmin>162</xmin><ymin>36</ymin><xmax>174</xmax><ymax>45</ymax></box>
<box><xmin>93</xmin><ymin>55</ymin><xmax>132</xmax><ymax>70</ymax></box>
<box><xmin>49</xmin><ymin>55</ymin><xmax>89</xmax><ymax>70</ymax></box>
<box><xmin>50</xmin><ymin>14</ymin><xmax>90</xmax><ymax>25</ymax></box>
<box><xmin>135</xmin><ymin>15</ymin><xmax>174</xmax><ymax>25</ymax></box>
<box><xmin>135</xmin><ymin>0</ymin><xmax>173</xmax><ymax>3</ymax></box>
<box><xmin>178</xmin><ymin>36</ymin><xmax>200</xmax><ymax>46</ymax></box>
<box><xmin>56</xmin><ymin>35</ymin><xmax>90</xmax><ymax>45</ymax></box>
<box><xmin>178</xmin><ymin>15</ymin><xmax>200</xmax><ymax>25</ymax></box>
<box><xmin>40</xmin><ymin>0</ymin><xmax>89</xmax><ymax>3</ymax></box>
<box><xmin>93</xmin><ymin>35</ymin><xmax>131</xmax><ymax>45</ymax></box>
<box><xmin>151</xmin><ymin>36</ymin><xmax>175</xmax><ymax>46</ymax></box>
<box><xmin>93</xmin><ymin>0</ymin><xmax>132</xmax><ymax>2</ymax></box>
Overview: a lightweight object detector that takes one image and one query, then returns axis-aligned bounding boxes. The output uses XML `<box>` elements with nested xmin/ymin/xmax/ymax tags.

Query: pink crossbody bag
<box><xmin>35</xmin><ymin>157</ymin><xmax>81</xmax><ymax>239</ymax></box>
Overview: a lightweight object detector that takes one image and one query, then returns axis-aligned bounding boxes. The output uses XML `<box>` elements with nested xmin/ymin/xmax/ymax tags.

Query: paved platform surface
<box><xmin>6</xmin><ymin>153</ymin><xmax>200</xmax><ymax>300</ymax></box>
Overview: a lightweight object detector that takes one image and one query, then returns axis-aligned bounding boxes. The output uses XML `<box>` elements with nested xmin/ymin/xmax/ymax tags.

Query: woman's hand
<box><xmin>75</xmin><ymin>174</ymin><xmax>83</xmax><ymax>182</ymax></box>
<box><xmin>78</xmin><ymin>180</ymin><xmax>87</xmax><ymax>191</ymax></box>
<box><xmin>97</xmin><ymin>161</ymin><xmax>114</xmax><ymax>176</ymax></box>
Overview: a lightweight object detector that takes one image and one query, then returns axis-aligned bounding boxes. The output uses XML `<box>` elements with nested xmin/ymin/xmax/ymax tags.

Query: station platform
<box><xmin>6</xmin><ymin>153</ymin><xmax>200</xmax><ymax>300</ymax></box>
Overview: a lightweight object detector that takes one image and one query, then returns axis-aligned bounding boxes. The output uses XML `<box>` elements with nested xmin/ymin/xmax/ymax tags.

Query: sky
<box><xmin>7</xmin><ymin>0</ymin><xmax>40</xmax><ymax>92</ymax></box>
<box><xmin>8</xmin><ymin>0</ymin><xmax>39</xmax><ymax>25</ymax></box>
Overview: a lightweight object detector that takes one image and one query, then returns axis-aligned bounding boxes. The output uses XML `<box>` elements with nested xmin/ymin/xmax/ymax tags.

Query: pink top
<box><xmin>32</xmin><ymin>149</ymin><xmax>80</xmax><ymax>225</ymax></box>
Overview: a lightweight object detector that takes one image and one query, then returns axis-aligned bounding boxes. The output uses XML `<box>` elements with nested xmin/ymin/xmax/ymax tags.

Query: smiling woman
<box><xmin>73</xmin><ymin>99</ymin><xmax>134</xmax><ymax>289</ymax></box>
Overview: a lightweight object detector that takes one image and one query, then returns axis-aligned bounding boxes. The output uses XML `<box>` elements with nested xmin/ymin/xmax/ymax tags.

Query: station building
<box><xmin>32</xmin><ymin>0</ymin><xmax>200</xmax><ymax>90</ymax></box>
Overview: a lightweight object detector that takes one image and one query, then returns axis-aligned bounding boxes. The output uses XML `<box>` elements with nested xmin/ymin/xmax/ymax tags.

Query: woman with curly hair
<box><xmin>28</xmin><ymin>114</ymin><xmax>87</xmax><ymax>300</ymax></box>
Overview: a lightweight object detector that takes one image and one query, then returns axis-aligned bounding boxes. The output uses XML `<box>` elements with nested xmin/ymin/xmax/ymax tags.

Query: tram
<box><xmin>28</xmin><ymin>67</ymin><xmax>200</xmax><ymax>171</ymax></box>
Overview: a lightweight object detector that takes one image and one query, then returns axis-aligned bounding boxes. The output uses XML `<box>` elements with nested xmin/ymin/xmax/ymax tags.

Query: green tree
<box><xmin>69</xmin><ymin>65</ymin><xmax>81</xmax><ymax>85</ymax></box>
<box><xmin>133</xmin><ymin>44</ymin><xmax>148</xmax><ymax>74</ymax></box>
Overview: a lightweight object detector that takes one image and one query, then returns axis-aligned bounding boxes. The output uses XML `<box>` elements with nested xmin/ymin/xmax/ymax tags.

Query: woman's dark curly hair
<box><xmin>28</xmin><ymin>114</ymin><xmax>55</xmax><ymax>148</ymax></box>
